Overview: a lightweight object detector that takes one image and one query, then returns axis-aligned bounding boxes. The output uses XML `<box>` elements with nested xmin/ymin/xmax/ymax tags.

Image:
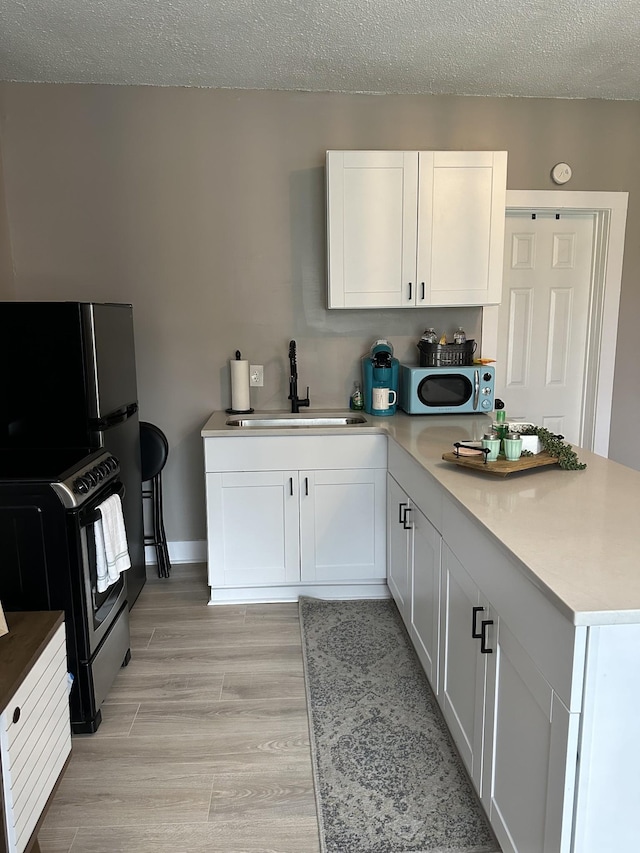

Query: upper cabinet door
<box><xmin>418</xmin><ymin>151</ymin><xmax>508</xmax><ymax>306</ymax></box>
<box><xmin>326</xmin><ymin>150</ymin><xmax>507</xmax><ymax>309</ymax></box>
<box><xmin>327</xmin><ymin>150</ymin><xmax>419</xmax><ymax>308</ymax></box>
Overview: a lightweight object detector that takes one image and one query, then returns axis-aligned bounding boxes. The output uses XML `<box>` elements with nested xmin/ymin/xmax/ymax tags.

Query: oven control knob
<box><xmin>73</xmin><ymin>476</ymin><xmax>90</xmax><ymax>494</ymax></box>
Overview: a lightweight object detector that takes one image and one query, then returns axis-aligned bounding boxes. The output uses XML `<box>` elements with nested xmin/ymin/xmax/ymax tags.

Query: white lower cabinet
<box><xmin>0</xmin><ymin>614</ymin><xmax>71</xmax><ymax>853</ymax></box>
<box><xmin>388</xmin><ymin>447</ymin><xmax>581</xmax><ymax>853</ymax></box>
<box><xmin>204</xmin><ymin>435</ymin><xmax>387</xmax><ymax>602</ymax></box>
<box><xmin>440</xmin><ymin>544</ymin><xmax>578</xmax><ymax>853</ymax></box>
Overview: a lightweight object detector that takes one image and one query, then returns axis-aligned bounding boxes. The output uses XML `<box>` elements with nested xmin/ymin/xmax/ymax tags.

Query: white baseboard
<box><xmin>145</xmin><ymin>539</ymin><xmax>207</xmax><ymax>566</ymax></box>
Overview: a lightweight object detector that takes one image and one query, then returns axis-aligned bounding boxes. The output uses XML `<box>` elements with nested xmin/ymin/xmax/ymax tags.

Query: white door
<box><xmin>299</xmin><ymin>468</ymin><xmax>386</xmax><ymax>582</ymax></box>
<box><xmin>482</xmin><ymin>620</ymin><xmax>580</xmax><ymax>853</ymax></box>
<box><xmin>420</xmin><ymin>151</ymin><xmax>507</xmax><ymax>306</ymax></box>
<box><xmin>497</xmin><ymin>213</ymin><xmax>595</xmax><ymax>444</ymax></box>
<box><xmin>410</xmin><ymin>506</ymin><xmax>441</xmax><ymax>691</ymax></box>
<box><xmin>206</xmin><ymin>471</ymin><xmax>300</xmax><ymax>587</ymax></box>
<box><xmin>386</xmin><ymin>474</ymin><xmax>412</xmax><ymax>623</ymax></box>
<box><xmin>439</xmin><ymin>544</ymin><xmax>488</xmax><ymax>792</ymax></box>
<box><xmin>326</xmin><ymin>150</ymin><xmax>419</xmax><ymax>308</ymax></box>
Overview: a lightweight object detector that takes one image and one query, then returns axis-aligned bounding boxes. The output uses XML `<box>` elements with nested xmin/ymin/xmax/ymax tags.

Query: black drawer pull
<box><xmin>408</xmin><ymin>282</ymin><xmax>412</xmax><ymax>301</ymax></box>
<box><xmin>305</xmin><ymin>477</ymin><xmax>309</xmax><ymax>496</ymax></box>
<box><xmin>402</xmin><ymin>507</ymin><xmax>412</xmax><ymax>530</ymax></box>
<box><xmin>472</xmin><ymin>605</ymin><xmax>484</xmax><ymax>638</ymax></box>
<box><xmin>12</xmin><ymin>706</ymin><xmax>20</xmax><ymax>724</ymax></box>
<box><xmin>480</xmin><ymin>619</ymin><xmax>494</xmax><ymax>654</ymax></box>
<box><xmin>289</xmin><ymin>477</ymin><xmax>293</xmax><ymax>496</ymax></box>
<box><xmin>398</xmin><ymin>502</ymin><xmax>407</xmax><ymax>524</ymax></box>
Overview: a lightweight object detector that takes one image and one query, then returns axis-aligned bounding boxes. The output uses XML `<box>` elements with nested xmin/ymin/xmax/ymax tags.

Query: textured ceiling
<box><xmin>0</xmin><ymin>0</ymin><xmax>639</xmax><ymax>99</ymax></box>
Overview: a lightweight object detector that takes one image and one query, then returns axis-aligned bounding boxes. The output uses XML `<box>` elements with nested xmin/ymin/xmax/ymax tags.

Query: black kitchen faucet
<box><xmin>288</xmin><ymin>340</ymin><xmax>310</xmax><ymax>413</ymax></box>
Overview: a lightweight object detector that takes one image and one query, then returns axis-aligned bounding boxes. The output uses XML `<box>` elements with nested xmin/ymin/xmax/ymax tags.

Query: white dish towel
<box><xmin>95</xmin><ymin>494</ymin><xmax>131</xmax><ymax>593</ymax></box>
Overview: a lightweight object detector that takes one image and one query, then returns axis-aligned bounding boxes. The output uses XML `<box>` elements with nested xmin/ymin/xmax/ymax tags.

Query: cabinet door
<box><xmin>206</xmin><ymin>471</ymin><xmax>300</xmax><ymax>587</ymax></box>
<box><xmin>482</xmin><ymin>621</ymin><xmax>579</xmax><ymax>853</ymax></box>
<box><xmin>440</xmin><ymin>543</ymin><xmax>489</xmax><ymax>792</ymax></box>
<box><xmin>299</xmin><ymin>468</ymin><xmax>386</xmax><ymax>582</ymax></box>
<box><xmin>418</xmin><ymin>151</ymin><xmax>507</xmax><ymax>306</ymax></box>
<box><xmin>386</xmin><ymin>474</ymin><xmax>412</xmax><ymax>624</ymax></box>
<box><xmin>410</xmin><ymin>506</ymin><xmax>441</xmax><ymax>692</ymax></box>
<box><xmin>327</xmin><ymin>150</ymin><xmax>418</xmax><ymax>308</ymax></box>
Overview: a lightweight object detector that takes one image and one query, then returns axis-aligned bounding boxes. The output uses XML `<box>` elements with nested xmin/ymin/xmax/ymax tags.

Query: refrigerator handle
<box><xmin>89</xmin><ymin>402</ymin><xmax>138</xmax><ymax>430</ymax></box>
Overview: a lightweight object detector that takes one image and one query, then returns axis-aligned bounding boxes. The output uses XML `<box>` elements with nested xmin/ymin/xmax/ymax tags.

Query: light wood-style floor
<box><xmin>38</xmin><ymin>564</ymin><xmax>321</xmax><ymax>853</ymax></box>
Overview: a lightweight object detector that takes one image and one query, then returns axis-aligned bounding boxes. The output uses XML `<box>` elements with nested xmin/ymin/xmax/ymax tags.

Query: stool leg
<box><xmin>157</xmin><ymin>473</ymin><xmax>171</xmax><ymax>577</ymax></box>
<box><xmin>152</xmin><ymin>473</ymin><xmax>171</xmax><ymax>577</ymax></box>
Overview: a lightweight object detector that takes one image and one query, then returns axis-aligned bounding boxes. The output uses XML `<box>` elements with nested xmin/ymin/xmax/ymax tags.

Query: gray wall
<box><xmin>0</xmin><ymin>84</ymin><xmax>638</xmax><ymax>547</ymax></box>
<box><xmin>0</xmin><ymin>147</ymin><xmax>13</xmax><ymax>297</ymax></box>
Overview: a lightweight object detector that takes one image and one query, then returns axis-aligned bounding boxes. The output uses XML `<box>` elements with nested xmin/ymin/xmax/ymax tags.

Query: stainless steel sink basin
<box><xmin>226</xmin><ymin>413</ymin><xmax>368</xmax><ymax>428</ymax></box>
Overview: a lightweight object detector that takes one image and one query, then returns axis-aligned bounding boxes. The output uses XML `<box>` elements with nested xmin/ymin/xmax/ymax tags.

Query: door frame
<box><xmin>482</xmin><ymin>190</ymin><xmax>628</xmax><ymax>457</ymax></box>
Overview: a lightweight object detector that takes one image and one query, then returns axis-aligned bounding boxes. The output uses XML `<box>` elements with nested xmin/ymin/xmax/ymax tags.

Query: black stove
<box><xmin>0</xmin><ymin>446</ymin><xmax>131</xmax><ymax>733</ymax></box>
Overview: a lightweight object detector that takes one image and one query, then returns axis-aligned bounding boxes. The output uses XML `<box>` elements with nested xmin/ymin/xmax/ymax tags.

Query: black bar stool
<box><xmin>140</xmin><ymin>421</ymin><xmax>171</xmax><ymax>578</ymax></box>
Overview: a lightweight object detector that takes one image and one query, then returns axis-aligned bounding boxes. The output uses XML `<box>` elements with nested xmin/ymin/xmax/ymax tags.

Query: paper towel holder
<box><xmin>226</xmin><ymin>350</ymin><xmax>254</xmax><ymax>414</ymax></box>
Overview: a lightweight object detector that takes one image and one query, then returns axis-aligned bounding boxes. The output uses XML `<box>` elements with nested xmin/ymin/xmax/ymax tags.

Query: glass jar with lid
<box><xmin>420</xmin><ymin>328</ymin><xmax>438</xmax><ymax>344</ymax></box>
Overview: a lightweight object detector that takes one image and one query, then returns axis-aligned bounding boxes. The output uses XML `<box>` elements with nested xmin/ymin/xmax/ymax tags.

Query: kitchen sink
<box><xmin>225</xmin><ymin>413</ymin><xmax>368</xmax><ymax>428</ymax></box>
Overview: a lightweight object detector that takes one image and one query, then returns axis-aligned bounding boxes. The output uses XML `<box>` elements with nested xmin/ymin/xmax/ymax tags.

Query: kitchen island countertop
<box><xmin>202</xmin><ymin>410</ymin><xmax>640</xmax><ymax>626</ymax></box>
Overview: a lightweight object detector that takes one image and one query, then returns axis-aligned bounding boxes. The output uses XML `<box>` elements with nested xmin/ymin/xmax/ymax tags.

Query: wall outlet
<box><xmin>250</xmin><ymin>365</ymin><xmax>264</xmax><ymax>386</ymax></box>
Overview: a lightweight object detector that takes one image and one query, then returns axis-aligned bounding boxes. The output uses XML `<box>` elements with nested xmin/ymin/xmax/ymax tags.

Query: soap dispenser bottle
<box><xmin>350</xmin><ymin>381</ymin><xmax>364</xmax><ymax>411</ymax></box>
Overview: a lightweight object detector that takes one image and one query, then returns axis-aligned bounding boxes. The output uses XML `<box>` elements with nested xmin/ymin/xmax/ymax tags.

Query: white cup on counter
<box><xmin>372</xmin><ymin>387</ymin><xmax>397</xmax><ymax>411</ymax></box>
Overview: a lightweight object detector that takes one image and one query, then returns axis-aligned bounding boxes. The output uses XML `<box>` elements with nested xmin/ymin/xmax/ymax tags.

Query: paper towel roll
<box><xmin>230</xmin><ymin>356</ymin><xmax>251</xmax><ymax>412</ymax></box>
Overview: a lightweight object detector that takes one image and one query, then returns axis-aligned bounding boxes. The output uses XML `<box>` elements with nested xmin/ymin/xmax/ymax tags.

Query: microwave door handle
<box><xmin>473</xmin><ymin>369</ymin><xmax>480</xmax><ymax>410</ymax></box>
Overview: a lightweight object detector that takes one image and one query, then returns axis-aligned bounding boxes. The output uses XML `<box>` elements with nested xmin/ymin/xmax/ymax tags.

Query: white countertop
<box><xmin>202</xmin><ymin>409</ymin><xmax>640</xmax><ymax>626</ymax></box>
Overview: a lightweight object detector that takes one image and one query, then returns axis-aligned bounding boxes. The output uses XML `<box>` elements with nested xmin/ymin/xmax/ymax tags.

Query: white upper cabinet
<box><xmin>326</xmin><ymin>150</ymin><xmax>508</xmax><ymax>308</ymax></box>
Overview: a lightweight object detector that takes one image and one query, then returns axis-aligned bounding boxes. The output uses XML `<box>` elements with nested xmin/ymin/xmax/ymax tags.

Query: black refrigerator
<box><xmin>0</xmin><ymin>301</ymin><xmax>146</xmax><ymax>606</ymax></box>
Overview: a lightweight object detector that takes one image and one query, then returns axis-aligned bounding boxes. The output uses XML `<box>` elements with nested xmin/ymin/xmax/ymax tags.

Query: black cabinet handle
<box><xmin>472</xmin><ymin>605</ymin><xmax>484</xmax><ymax>638</ymax></box>
<box><xmin>408</xmin><ymin>282</ymin><xmax>412</xmax><ymax>301</ymax></box>
<box><xmin>421</xmin><ymin>281</ymin><xmax>425</xmax><ymax>300</ymax></box>
<box><xmin>305</xmin><ymin>477</ymin><xmax>309</xmax><ymax>496</ymax></box>
<box><xmin>403</xmin><ymin>507</ymin><xmax>412</xmax><ymax>529</ymax></box>
<box><xmin>398</xmin><ymin>502</ymin><xmax>408</xmax><ymax>524</ymax></box>
<box><xmin>289</xmin><ymin>477</ymin><xmax>293</xmax><ymax>496</ymax></box>
<box><xmin>12</xmin><ymin>706</ymin><xmax>20</xmax><ymax>724</ymax></box>
<box><xmin>480</xmin><ymin>619</ymin><xmax>494</xmax><ymax>654</ymax></box>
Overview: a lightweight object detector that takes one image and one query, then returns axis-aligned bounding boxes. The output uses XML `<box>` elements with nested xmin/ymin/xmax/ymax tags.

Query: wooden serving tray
<box><xmin>442</xmin><ymin>450</ymin><xmax>559</xmax><ymax>477</ymax></box>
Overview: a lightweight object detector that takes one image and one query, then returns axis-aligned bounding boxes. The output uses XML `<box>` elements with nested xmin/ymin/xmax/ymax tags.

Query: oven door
<box><xmin>417</xmin><ymin>371</ymin><xmax>477</xmax><ymax>409</ymax></box>
<box><xmin>76</xmin><ymin>481</ymin><xmax>128</xmax><ymax>656</ymax></box>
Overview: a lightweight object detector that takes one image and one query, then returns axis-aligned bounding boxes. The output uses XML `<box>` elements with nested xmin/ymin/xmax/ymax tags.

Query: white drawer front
<box><xmin>205</xmin><ymin>435</ymin><xmax>387</xmax><ymax>472</ymax></box>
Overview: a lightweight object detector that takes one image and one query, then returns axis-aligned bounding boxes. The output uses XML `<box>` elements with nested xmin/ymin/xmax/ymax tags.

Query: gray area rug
<box><xmin>299</xmin><ymin>597</ymin><xmax>500</xmax><ymax>853</ymax></box>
